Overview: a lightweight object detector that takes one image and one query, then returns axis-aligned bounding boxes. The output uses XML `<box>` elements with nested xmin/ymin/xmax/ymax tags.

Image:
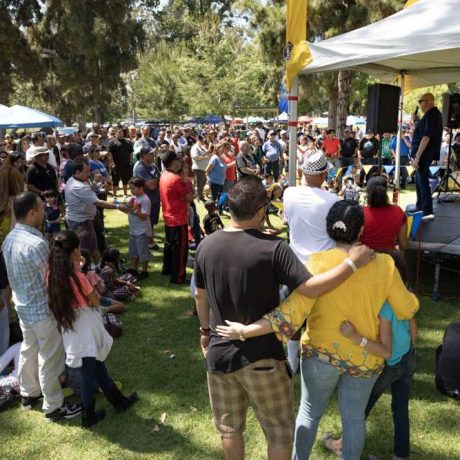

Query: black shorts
<box><xmin>150</xmin><ymin>202</ymin><xmax>161</xmax><ymax>226</ymax></box>
<box><xmin>112</xmin><ymin>165</ymin><xmax>133</xmax><ymax>186</ymax></box>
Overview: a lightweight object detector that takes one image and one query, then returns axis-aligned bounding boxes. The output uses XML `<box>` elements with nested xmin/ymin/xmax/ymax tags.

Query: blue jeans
<box><xmin>340</xmin><ymin>157</ymin><xmax>354</xmax><ymax>168</ymax></box>
<box><xmin>415</xmin><ymin>161</ymin><xmax>433</xmax><ymax>215</ymax></box>
<box><xmin>365</xmin><ymin>348</ymin><xmax>416</xmax><ymax>458</ymax></box>
<box><xmin>294</xmin><ymin>356</ymin><xmax>378</xmax><ymax>460</ymax></box>
<box><xmin>264</xmin><ymin>160</ymin><xmax>280</xmax><ymax>181</ymax></box>
<box><xmin>80</xmin><ymin>357</ymin><xmax>113</xmax><ymax>410</ymax></box>
<box><xmin>209</xmin><ymin>182</ymin><xmax>223</xmax><ymax>204</ymax></box>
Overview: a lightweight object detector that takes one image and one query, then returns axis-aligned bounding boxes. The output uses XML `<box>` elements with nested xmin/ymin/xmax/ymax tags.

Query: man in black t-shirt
<box><xmin>340</xmin><ymin>129</ymin><xmax>358</xmax><ymax>168</ymax></box>
<box><xmin>358</xmin><ymin>133</ymin><xmax>379</xmax><ymax>165</ymax></box>
<box><xmin>107</xmin><ymin>127</ymin><xmax>134</xmax><ymax>197</ymax></box>
<box><xmin>411</xmin><ymin>93</ymin><xmax>443</xmax><ymax>219</ymax></box>
<box><xmin>26</xmin><ymin>147</ymin><xmax>58</xmax><ymax>196</ymax></box>
<box><xmin>194</xmin><ymin>176</ymin><xmax>372</xmax><ymax>460</ymax></box>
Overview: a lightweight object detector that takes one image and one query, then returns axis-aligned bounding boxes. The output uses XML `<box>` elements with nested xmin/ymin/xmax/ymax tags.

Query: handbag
<box><xmin>103</xmin><ymin>313</ymin><xmax>123</xmax><ymax>338</ymax></box>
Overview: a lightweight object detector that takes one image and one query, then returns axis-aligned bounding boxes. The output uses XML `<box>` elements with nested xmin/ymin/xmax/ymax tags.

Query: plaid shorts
<box><xmin>207</xmin><ymin>359</ymin><xmax>295</xmax><ymax>447</ymax></box>
<box><xmin>66</xmin><ymin>219</ymin><xmax>97</xmax><ymax>254</ymax></box>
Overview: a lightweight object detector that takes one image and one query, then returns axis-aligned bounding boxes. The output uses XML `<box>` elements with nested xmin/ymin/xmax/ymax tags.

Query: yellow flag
<box><xmin>404</xmin><ymin>0</ymin><xmax>419</xmax><ymax>8</ymax></box>
<box><xmin>286</xmin><ymin>0</ymin><xmax>312</xmax><ymax>91</ymax></box>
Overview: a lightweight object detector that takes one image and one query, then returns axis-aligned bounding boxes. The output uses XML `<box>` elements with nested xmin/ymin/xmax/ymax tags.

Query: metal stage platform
<box><xmin>408</xmin><ymin>200</ymin><xmax>460</xmax><ymax>300</ymax></box>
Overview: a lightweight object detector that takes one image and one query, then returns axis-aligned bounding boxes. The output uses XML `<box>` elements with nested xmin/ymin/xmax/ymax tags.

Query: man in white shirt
<box><xmin>283</xmin><ymin>150</ymin><xmax>338</xmax><ymax>372</ymax></box>
<box><xmin>284</xmin><ymin>150</ymin><xmax>338</xmax><ymax>265</ymax></box>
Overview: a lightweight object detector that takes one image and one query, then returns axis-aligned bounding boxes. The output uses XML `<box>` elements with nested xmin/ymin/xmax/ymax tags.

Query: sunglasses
<box><xmin>257</xmin><ymin>198</ymin><xmax>272</xmax><ymax>212</ymax></box>
<box><xmin>418</xmin><ymin>99</ymin><xmax>427</xmax><ymax>104</ymax></box>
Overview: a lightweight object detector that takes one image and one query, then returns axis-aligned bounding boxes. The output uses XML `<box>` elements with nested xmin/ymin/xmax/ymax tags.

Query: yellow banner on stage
<box><xmin>286</xmin><ymin>0</ymin><xmax>312</xmax><ymax>91</ymax></box>
<box><xmin>362</xmin><ymin>165</ymin><xmax>373</xmax><ymax>174</ymax></box>
<box><xmin>404</xmin><ymin>0</ymin><xmax>419</xmax><ymax>8</ymax></box>
<box><xmin>406</xmin><ymin>166</ymin><xmax>414</xmax><ymax>176</ymax></box>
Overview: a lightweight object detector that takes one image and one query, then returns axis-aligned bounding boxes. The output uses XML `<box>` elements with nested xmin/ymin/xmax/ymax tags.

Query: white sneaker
<box><xmin>422</xmin><ymin>214</ymin><xmax>435</xmax><ymax>221</ymax></box>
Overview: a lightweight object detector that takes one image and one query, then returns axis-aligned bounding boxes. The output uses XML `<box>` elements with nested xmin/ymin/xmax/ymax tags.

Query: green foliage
<box><xmin>134</xmin><ymin>13</ymin><xmax>271</xmax><ymax>120</ymax></box>
<box><xmin>35</xmin><ymin>0</ymin><xmax>144</xmax><ymax>123</ymax></box>
<box><xmin>134</xmin><ymin>42</ymin><xmax>189</xmax><ymax>122</ymax></box>
<box><xmin>405</xmin><ymin>85</ymin><xmax>449</xmax><ymax>113</ymax></box>
<box><xmin>151</xmin><ymin>0</ymin><xmax>237</xmax><ymax>44</ymax></box>
<box><xmin>0</xmin><ymin>0</ymin><xmax>43</xmax><ymax>103</ymax></box>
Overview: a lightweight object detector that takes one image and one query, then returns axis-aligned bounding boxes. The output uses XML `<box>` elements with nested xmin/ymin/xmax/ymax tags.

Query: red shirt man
<box><xmin>160</xmin><ymin>171</ymin><xmax>192</xmax><ymax>227</ymax></box>
<box><xmin>322</xmin><ymin>130</ymin><xmax>341</xmax><ymax>159</ymax></box>
<box><xmin>159</xmin><ymin>151</ymin><xmax>194</xmax><ymax>284</ymax></box>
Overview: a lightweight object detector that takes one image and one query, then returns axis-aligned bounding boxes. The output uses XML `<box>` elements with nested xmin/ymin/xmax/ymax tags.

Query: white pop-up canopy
<box><xmin>289</xmin><ymin>0</ymin><xmax>460</xmax><ymax>191</ymax></box>
<box><xmin>301</xmin><ymin>0</ymin><xmax>460</xmax><ymax>91</ymax></box>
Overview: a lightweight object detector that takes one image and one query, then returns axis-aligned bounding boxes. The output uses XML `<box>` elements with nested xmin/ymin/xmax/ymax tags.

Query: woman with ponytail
<box><xmin>48</xmin><ymin>230</ymin><xmax>138</xmax><ymax>428</ymax></box>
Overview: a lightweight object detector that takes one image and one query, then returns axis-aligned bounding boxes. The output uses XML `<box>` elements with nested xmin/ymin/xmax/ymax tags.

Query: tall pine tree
<box><xmin>35</xmin><ymin>0</ymin><xmax>145</xmax><ymax>123</ymax></box>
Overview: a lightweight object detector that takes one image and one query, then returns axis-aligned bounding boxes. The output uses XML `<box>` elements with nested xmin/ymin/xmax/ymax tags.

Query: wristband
<box><xmin>199</xmin><ymin>327</ymin><xmax>210</xmax><ymax>336</ymax></box>
<box><xmin>239</xmin><ymin>329</ymin><xmax>247</xmax><ymax>342</ymax></box>
<box><xmin>359</xmin><ymin>337</ymin><xmax>368</xmax><ymax>348</ymax></box>
<box><xmin>344</xmin><ymin>257</ymin><xmax>357</xmax><ymax>272</ymax></box>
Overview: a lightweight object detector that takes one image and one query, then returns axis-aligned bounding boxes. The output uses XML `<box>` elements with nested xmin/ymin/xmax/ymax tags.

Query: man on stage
<box><xmin>411</xmin><ymin>92</ymin><xmax>443</xmax><ymax>220</ymax></box>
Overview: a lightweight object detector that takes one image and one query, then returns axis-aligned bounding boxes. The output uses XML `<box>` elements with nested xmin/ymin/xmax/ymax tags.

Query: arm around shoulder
<box><xmin>386</xmin><ymin>263</ymin><xmax>419</xmax><ymax>320</ymax></box>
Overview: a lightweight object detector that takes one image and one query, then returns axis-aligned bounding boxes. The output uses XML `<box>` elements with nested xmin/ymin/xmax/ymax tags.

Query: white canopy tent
<box><xmin>288</xmin><ymin>0</ymin><xmax>460</xmax><ymax>188</ymax></box>
<box><xmin>301</xmin><ymin>0</ymin><xmax>460</xmax><ymax>90</ymax></box>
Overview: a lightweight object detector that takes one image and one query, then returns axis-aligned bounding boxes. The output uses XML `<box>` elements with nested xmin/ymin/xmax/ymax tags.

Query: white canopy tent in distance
<box><xmin>288</xmin><ymin>0</ymin><xmax>460</xmax><ymax>193</ymax></box>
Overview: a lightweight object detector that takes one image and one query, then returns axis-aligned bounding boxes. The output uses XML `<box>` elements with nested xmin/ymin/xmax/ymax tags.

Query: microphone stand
<box><xmin>435</xmin><ymin>133</ymin><xmax>460</xmax><ymax>201</ymax></box>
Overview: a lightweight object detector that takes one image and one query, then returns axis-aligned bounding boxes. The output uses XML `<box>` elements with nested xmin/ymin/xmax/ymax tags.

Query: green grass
<box><xmin>1</xmin><ymin>192</ymin><xmax>460</xmax><ymax>459</ymax></box>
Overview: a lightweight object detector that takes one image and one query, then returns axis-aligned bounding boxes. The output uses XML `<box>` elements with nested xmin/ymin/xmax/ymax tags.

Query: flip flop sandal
<box><xmin>322</xmin><ymin>433</ymin><xmax>343</xmax><ymax>457</ymax></box>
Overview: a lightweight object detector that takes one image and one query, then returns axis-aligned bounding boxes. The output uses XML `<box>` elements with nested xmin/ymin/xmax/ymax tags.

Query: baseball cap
<box><xmin>139</xmin><ymin>146</ymin><xmax>154</xmax><ymax>157</ymax></box>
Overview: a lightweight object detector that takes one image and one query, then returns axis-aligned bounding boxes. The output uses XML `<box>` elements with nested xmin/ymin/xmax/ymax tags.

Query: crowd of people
<box><xmin>0</xmin><ymin>92</ymin><xmax>458</xmax><ymax>458</ymax></box>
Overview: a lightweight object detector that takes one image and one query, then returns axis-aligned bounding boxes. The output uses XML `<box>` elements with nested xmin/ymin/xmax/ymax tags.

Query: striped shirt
<box><xmin>2</xmin><ymin>224</ymin><xmax>50</xmax><ymax>324</ymax></box>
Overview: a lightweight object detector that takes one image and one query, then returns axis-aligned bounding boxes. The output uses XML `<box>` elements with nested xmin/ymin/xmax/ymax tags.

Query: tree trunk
<box><xmin>336</xmin><ymin>70</ymin><xmax>352</xmax><ymax>139</ymax></box>
<box><xmin>328</xmin><ymin>82</ymin><xmax>338</xmax><ymax>132</ymax></box>
<box><xmin>94</xmin><ymin>106</ymin><xmax>102</xmax><ymax>124</ymax></box>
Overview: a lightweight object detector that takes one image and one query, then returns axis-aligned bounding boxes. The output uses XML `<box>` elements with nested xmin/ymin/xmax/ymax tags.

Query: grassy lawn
<box><xmin>1</xmin><ymin>189</ymin><xmax>460</xmax><ymax>459</ymax></box>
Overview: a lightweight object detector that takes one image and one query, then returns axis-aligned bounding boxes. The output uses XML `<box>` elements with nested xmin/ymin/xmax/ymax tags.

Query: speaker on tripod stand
<box><xmin>436</xmin><ymin>93</ymin><xmax>460</xmax><ymax>199</ymax></box>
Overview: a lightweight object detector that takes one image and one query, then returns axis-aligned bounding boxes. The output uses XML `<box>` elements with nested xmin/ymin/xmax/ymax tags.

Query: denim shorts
<box><xmin>100</xmin><ymin>296</ymin><xmax>113</xmax><ymax>307</ymax></box>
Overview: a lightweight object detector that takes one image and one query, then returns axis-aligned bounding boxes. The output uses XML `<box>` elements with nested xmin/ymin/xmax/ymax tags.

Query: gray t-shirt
<box><xmin>65</xmin><ymin>176</ymin><xmax>98</xmax><ymax>222</ymax></box>
<box><xmin>191</xmin><ymin>144</ymin><xmax>209</xmax><ymax>171</ymax></box>
<box><xmin>128</xmin><ymin>194</ymin><xmax>152</xmax><ymax>236</ymax></box>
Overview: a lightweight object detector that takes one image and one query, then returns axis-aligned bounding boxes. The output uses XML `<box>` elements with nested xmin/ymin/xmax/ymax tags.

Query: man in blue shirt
<box><xmin>262</xmin><ymin>131</ymin><xmax>282</xmax><ymax>181</ymax></box>
<box><xmin>133</xmin><ymin>147</ymin><xmax>161</xmax><ymax>250</ymax></box>
<box><xmin>2</xmin><ymin>192</ymin><xmax>81</xmax><ymax>420</ymax></box>
<box><xmin>411</xmin><ymin>93</ymin><xmax>443</xmax><ymax>219</ymax></box>
<box><xmin>390</xmin><ymin>126</ymin><xmax>411</xmax><ymax>189</ymax></box>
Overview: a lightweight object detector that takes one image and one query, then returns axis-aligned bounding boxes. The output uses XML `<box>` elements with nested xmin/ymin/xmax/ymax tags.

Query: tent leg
<box><xmin>432</xmin><ymin>261</ymin><xmax>441</xmax><ymax>301</ymax></box>
<box><xmin>288</xmin><ymin>77</ymin><xmax>299</xmax><ymax>187</ymax></box>
<box><xmin>393</xmin><ymin>72</ymin><xmax>405</xmax><ymax>204</ymax></box>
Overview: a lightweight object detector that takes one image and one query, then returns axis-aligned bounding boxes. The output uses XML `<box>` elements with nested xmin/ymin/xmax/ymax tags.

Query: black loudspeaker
<box><xmin>366</xmin><ymin>84</ymin><xmax>400</xmax><ymax>134</ymax></box>
<box><xmin>442</xmin><ymin>93</ymin><xmax>460</xmax><ymax>129</ymax></box>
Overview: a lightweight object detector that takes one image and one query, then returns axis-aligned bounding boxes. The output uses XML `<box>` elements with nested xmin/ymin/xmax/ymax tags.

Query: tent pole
<box><xmin>393</xmin><ymin>72</ymin><xmax>405</xmax><ymax>204</ymax></box>
<box><xmin>288</xmin><ymin>76</ymin><xmax>299</xmax><ymax>187</ymax></box>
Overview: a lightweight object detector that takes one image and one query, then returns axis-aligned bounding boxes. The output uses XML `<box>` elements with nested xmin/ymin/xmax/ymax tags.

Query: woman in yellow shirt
<box><xmin>217</xmin><ymin>200</ymin><xmax>418</xmax><ymax>460</ymax></box>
